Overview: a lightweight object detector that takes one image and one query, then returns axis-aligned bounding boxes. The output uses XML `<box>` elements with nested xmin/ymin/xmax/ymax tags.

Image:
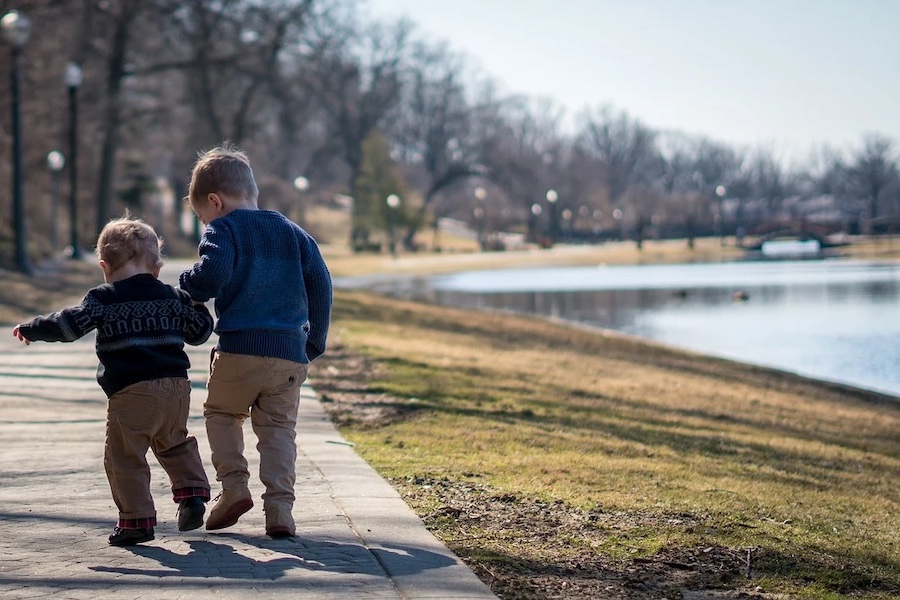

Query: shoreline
<box><xmin>551</xmin><ymin>312</ymin><xmax>900</xmax><ymax>403</ymax></box>
<box><xmin>328</xmin><ymin>247</ymin><xmax>900</xmax><ymax>402</ymax></box>
<box><xmin>321</xmin><ymin>235</ymin><xmax>900</xmax><ymax>278</ymax></box>
<box><xmin>344</xmin><ymin>283</ymin><xmax>900</xmax><ymax>404</ymax></box>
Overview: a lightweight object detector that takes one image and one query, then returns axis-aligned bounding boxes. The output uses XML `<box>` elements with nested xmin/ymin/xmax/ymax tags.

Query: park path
<box><xmin>0</xmin><ymin>260</ymin><xmax>496</xmax><ymax>600</ymax></box>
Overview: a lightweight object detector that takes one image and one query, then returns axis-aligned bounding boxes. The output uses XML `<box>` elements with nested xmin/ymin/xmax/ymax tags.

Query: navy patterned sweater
<box><xmin>17</xmin><ymin>273</ymin><xmax>213</xmax><ymax>397</ymax></box>
<box><xmin>179</xmin><ymin>209</ymin><xmax>332</xmax><ymax>364</ymax></box>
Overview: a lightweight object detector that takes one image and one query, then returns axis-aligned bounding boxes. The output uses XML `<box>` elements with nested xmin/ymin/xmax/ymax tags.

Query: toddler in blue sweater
<box><xmin>179</xmin><ymin>144</ymin><xmax>332</xmax><ymax>538</ymax></box>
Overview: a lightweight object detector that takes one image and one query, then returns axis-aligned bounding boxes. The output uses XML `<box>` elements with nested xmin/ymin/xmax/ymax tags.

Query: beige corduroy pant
<box><xmin>105</xmin><ymin>377</ymin><xmax>209</xmax><ymax>521</ymax></box>
<box><xmin>203</xmin><ymin>351</ymin><xmax>308</xmax><ymax>509</ymax></box>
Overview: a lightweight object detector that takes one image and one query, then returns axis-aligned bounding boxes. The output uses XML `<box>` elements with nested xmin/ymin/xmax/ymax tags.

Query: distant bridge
<box><xmin>744</xmin><ymin>220</ymin><xmax>844</xmax><ymax>250</ymax></box>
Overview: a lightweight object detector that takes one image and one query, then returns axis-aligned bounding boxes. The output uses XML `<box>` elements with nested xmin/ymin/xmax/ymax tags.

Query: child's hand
<box><xmin>12</xmin><ymin>326</ymin><xmax>31</xmax><ymax>345</ymax></box>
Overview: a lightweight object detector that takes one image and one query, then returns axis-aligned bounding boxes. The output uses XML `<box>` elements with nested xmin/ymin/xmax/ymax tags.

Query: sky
<box><xmin>364</xmin><ymin>0</ymin><xmax>899</xmax><ymax>158</ymax></box>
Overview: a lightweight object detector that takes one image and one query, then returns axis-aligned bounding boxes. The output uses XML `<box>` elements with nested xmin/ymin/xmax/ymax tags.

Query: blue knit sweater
<box><xmin>179</xmin><ymin>209</ymin><xmax>333</xmax><ymax>364</ymax></box>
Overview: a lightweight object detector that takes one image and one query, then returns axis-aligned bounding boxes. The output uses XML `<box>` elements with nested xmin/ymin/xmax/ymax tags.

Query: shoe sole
<box><xmin>266</xmin><ymin>527</ymin><xmax>295</xmax><ymax>539</ymax></box>
<box><xmin>205</xmin><ymin>499</ymin><xmax>253</xmax><ymax>531</ymax></box>
<box><xmin>109</xmin><ymin>533</ymin><xmax>155</xmax><ymax>547</ymax></box>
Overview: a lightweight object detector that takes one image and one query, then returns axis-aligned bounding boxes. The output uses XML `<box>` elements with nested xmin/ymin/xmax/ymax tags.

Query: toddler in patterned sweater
<box><xmin>13</xmin><ymin>217</ymin><xmax>214</xmax><ymax>546</ymax></box>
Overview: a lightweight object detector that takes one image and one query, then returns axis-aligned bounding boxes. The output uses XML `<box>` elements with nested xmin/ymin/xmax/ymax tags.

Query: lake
<box><xmin>340</xmin><ymin>259</ymin><xmax>900</xmax><ymax>398</ymax></box>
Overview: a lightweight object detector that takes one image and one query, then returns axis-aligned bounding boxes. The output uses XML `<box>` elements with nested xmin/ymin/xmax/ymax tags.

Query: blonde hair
<box><xmin>96</xmin><ymin>216</ymin><xmax>164</xmax><ymax>272</ymax></box>
<box><xmin>188</xmin><ymin>142</ymin><xmax>259</xmax><ymax>208</ymax></box>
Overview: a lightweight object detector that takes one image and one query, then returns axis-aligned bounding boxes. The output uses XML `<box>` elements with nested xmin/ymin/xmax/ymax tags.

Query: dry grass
<box><xmin>321</xmin><ymin>237</ymin><xmax>745</xmax><ymax>278</ymax></box>
<box><xmin>312</xmin><ymin>289</ymin><xmax>900</xmax><ymax>599</ymax></box>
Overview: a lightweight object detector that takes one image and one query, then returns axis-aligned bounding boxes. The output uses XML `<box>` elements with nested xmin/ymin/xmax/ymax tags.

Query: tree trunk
<box><xmin>94</xmin><ymin>5</ymin><xmax>136</xmax><ymax>235</ymax></box>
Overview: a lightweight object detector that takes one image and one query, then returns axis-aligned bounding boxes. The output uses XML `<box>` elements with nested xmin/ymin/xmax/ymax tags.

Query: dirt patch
<box><xmin>395</xmin><ymin>477</ymin><xmax>776</xmax><ymax>600</ymax></box>
<box><xmin>310</xmin><ymin>338</ymin><xmax>780</xmax><ymax>600</ymax></box>
<box><xmin>312</xmin><ymin>340</ymin><xmax>425</xmax><ymax>427</ymax></box>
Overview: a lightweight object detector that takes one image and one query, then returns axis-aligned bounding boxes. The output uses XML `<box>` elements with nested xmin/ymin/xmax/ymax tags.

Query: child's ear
<box><xmin>99</xmin><ymin>260</ymin><xmax>113</xmax><ymax>280</ymax></box>
<box><xmin>208</xmin><ymin>193</ymin><xmax>224</xmax><ymax>211</ymax></box>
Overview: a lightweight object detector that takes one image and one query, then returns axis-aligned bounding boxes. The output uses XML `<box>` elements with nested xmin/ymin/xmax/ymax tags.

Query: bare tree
<box><xmin>481</xmin><ymin>97</ymin><xmax>567</xmax><ymax>220</ymax></box>
<box><xmin>575</xmin><ymin>106</ymin><xmax>661</xmax><ymax>246</ymax></box>
<box><xmin>389</xmin><ymin>40</ymin><xmax>482</xmax><ymax>249</ymax></box>
<box><xmin>848</xmin><ymin>134</ymin><xmax>898</xmax><ymax>223</ymax></box>
<box><xmin>301</xmin><ymin>18</ymin><xmax>410</xmax><ymax>246</ymax></box>
<box><xmin>657</xmin><ymin>133</ymin><xmax>702</xmax><ymax>246</ymax></box>
<box><xmin>576</xmin><ymin>106</ymin><xmax>660</xmax><ymax>207</ymax></box>
<box><xmin>159</xmin><ymin>1</ymin><xmax>314</xmax><ymax>146</ymax></box>
<box><xmin>748</xmin><ymin>146</ymin><xmax>789</xmax><ymax>223</ymax></box>
<box><xmin>801</xmin><ymin>144</ymin><xmax>851</xmax><ymax>211</ymax></box>
<box><xmin>89</xmin><ymin>0</ymin><xmax>147</xmax><ymax>235</ymax></box>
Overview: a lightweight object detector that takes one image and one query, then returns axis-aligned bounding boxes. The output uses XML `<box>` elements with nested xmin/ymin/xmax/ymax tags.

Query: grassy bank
<box><xmin>321</xmin><ymin>237</ymin><xmax>744</xmax><ymax>278</ymax></box>
<box><xmin>311</xmin><ymin>288</ymin><xmax>899</xmax><ymax>599</ymax></box>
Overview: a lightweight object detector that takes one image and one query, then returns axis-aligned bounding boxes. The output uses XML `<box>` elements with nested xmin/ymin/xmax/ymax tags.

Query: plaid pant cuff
<box><xmin>173</xmin><ymin>487</ymin><xmax>211</xmax><ymax>502</ymax></box>
<box><xmin>117</xmin><ymin>516</ymin><xmax>157</xmax><ymax>529</ymax></box>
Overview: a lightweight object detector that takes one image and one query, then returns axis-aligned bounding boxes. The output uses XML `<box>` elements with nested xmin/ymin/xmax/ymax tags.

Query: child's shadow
<box><xmin>90</xmin><ymin>535</ymin><xmax>453</xmax><ymax>580</ymax></box>
<box><xmin>90</xmin><ymin>539</ymin><xmax>313</xmax><ymax>580</ymax></box>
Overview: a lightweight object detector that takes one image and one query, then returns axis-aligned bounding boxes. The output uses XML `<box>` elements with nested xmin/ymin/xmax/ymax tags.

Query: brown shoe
<box><xmin>265</xmin><ymin>504</ymin><xmax>295</xmax><ymax>538</ymax></box>
<box><xmin>206</xmin><ymin>486</ymin><xmax>253</xmax><ymax>531</ymax></box>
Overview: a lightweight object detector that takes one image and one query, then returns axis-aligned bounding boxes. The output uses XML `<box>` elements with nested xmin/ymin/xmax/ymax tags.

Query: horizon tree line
<box><xmin>0</xmin><ymin>0</ymin><xmax>897</xmax><ymax>268</ymax></box>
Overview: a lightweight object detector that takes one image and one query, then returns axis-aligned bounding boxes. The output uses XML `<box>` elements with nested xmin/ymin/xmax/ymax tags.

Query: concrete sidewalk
<box><xmin>0</xmin><ymin>329</ymin><xmax>497</xmax><ymax>599</ymax></box>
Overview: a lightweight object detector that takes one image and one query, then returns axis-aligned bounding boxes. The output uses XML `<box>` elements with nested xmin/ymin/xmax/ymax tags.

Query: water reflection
<box><xmin>355</xmin><ymin>260</ymin><xmax>900</xmax><ymax>397</ymax></box>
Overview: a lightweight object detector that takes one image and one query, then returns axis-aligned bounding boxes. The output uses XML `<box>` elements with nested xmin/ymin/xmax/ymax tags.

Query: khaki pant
<box><xmin>204</xmin><ymin>351</ymin><xmax>308</xmax><ymax>509</ymax></box>
<box><xmin>105</xmin><ymin>377</ymin><xmax>209</xmax><ymax>521</ymax></box>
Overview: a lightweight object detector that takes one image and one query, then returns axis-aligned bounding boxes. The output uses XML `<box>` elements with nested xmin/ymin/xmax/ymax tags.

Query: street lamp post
<box><xmin>473</xmin><ymin>186</ymin><xmax>486</xmax><ymax>249</ymax></box>
<box><xmin>612</xmin><ymin>207</ymin><xmax>624</xmax><ymax>240</ymax></box>
<box><xmin>545</xmin><ymin>189</ymin><xmax>558</xmax><ymax>244</ymax></box>
<box><xmin>577</xmin><ymin>205</ymin><xmax>589</xmax><ymax>235</ymax></box>
<box><xmin>592</xmin><ymin>209</ymin><xmax>603</xmax><ymax>240</ymax></box>
<box><xmin>47</xmin><ymin>150</ymin><xmax>65</xmax><ymax>251</ymax></box>
<box><xmin>385</xmin><ymin>194</ymin><xmax>401</xmax><ymax>257</ymax></box>
<box><xmin>561</xmin><ymin>208</ymin><xmax>572</xmax><ymax>240</ymax></box>
<box><xmin>529</xmin><ymin>203</ymin><xmax>542</xmax><ymax>244</ymax></box>
<box><xmin>65</xmin><ymin>62</ymin><xmax>83</xmax><ymax>259</ymax></box>
<box><xmin>2</xmin><ymin>10</ymin><xmax>32</xmax><ymax>273</ymax></box>
<box><xmin>292</xmin><ymin>175</ymin><xmax>309</xmax><ymax>225</ymax></box>
<box><xmin>715</xmin><ymin>185</ymin><xmax>726</xmax><ymax>247</ymax></box>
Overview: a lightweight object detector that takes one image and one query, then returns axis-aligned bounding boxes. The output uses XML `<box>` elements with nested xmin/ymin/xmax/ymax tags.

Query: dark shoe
<box><xmin>206</xmin><ymin>486</ymin><xmax>253</xmax><ymax>531</ymax></box>
<box><xmin>177</xmin><ymin>496</ymin><xmax>206</xmax><ymax>531</ymax></box>
<box><xmin>108</xmin><ymin>527</ymin><xmax>154</xmax><ymax>546</ymax></box>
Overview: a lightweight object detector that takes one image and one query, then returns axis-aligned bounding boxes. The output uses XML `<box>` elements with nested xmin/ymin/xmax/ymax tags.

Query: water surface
<box><xmin>350</xmin><ymin>260</ymin><xmax>900</xmax><ymax>397</ymax></box>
